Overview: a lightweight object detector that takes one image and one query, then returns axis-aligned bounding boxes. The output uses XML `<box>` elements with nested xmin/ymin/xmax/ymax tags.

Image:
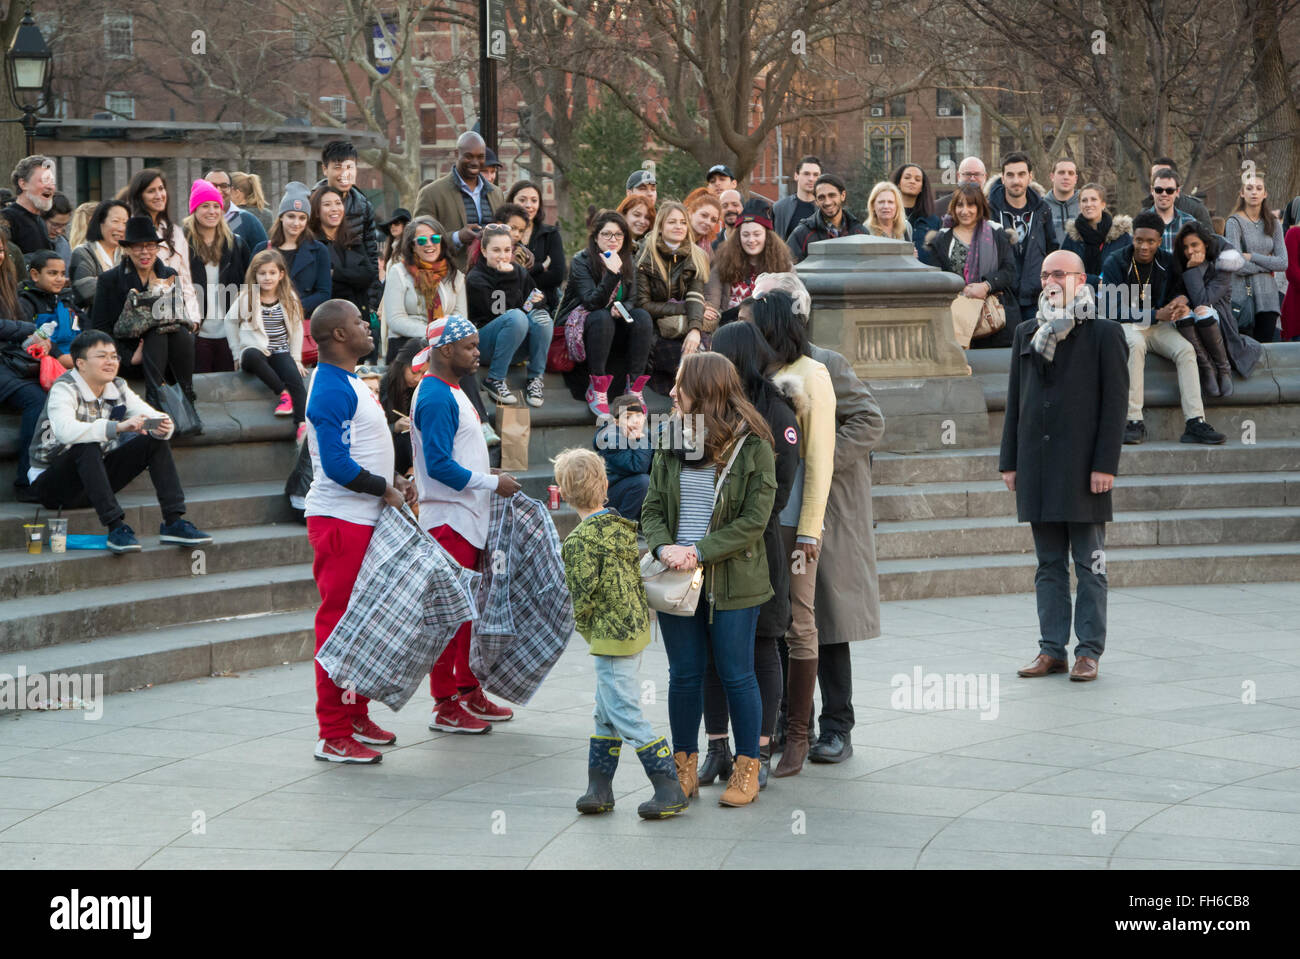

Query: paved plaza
<box><xmin>2</xmin><ymin>583</ymin><xmax>1300</xmax><ymax>870</ymax></box>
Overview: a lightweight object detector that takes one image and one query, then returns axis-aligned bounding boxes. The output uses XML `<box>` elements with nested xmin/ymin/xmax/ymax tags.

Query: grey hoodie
<box><xmin>1041</xmin><ymin>191</ymin><xmax>1080</xmax><ymax>241</ymax></box>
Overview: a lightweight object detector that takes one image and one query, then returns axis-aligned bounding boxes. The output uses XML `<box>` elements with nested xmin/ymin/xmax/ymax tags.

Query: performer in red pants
<box><xmin>303</xmin><ymin>300</ymin><xmax>415</xmax><ymax>763</ymax></box>
<box><xmin>409</xmin><ymin>314</ymin><xmax>521</xmax><ymax>732</ymax></box>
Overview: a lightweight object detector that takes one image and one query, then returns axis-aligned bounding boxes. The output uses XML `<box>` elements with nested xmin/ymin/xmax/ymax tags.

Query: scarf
<box><xmin>728</xmin><ymin>266</ymin><xmax>758</xmax><ymax>308</ymax></box>
<box><xmin>961</xmin><ymin>221</ymin><xmax>999</xmax><ymax>285</ymax></box>
<box><xmin>412</xmin><ymin>258</ymin><xmax>450</xmax><ymax>322</ymax></box>
<box><xmin>1031</xmin><ymin>284</ymin><xmax>1094</xmax><ymax>362</ymax></box>
<box><xmin>1073</xmin><ymin>213</ymin><xmax>1113</xmax><ymax>278</ymax></box>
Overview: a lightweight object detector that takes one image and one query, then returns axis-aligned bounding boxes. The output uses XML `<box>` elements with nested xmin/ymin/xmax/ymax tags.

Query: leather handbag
<box><xmin>655</xmin><ymin>313</ymin><xmax>689</xmax><ymax>339</ymax></box>
<box><xmin>1231</xmin><ymin>279</ymin><xmax>1256</xmax><ymax>334</ymax></box>
<box><xmin>156</xmin><ymin>381</ymin><xmax>203</xmax><ymax>437</ymax></box>
<box><xmin>950</xmin><ymin>294</ymin><xmax>1006</xmax><ymax>348</ymax></box>
<box><xmin>113</xmin><ymin>287</ymin><xmax>185</xmax><ymax>339</ymax></box>
<box><xmin>640</xmin><ymin>430</ymin><xmax>749</xmax><ymax>616</ymax></box>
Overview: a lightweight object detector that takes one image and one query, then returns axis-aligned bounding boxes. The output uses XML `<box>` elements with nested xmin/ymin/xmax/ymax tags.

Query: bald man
<box><xmin>413</xmin><ymin>131</ymin><xmax>505</xmax><ymax>272</ymax></box>
<box><xmin>304</xmin><ymin>299</ymin><xmax>415</xmax><ymax>763</ymax></box>
<box><xmin>938</xmin><ymin>157</ymin><xmax>988</xmax><ymax>219</ymax></box>
<box><xmin>714</xmin><ymin>189</ymin><xmax>744</xmax><ymax>248</ymax></box>
<box><xmin>1000</xmin><ymin>249</ymin><xmax>1128</xmax><ymax>683</ymax></box>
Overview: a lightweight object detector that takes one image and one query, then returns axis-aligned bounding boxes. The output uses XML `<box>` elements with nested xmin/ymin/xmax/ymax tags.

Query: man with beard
<box><xmin>713</xmin><ymin>189</ymin><xmax>745</xmax><ymax>250</ymax></box>
<box><xmin>3</xmin><ymin>156</ymin><xmax>56</xmax><ymax>255</ymax></box>
<box><xmin>988</xmin><ymin>152</ymin><xmax>1057</xmax><ymax>324</ymax></box>
<box><xmin>786</xmin><ymin>174</ymin><xmax>866</xmax><ymax>264</ymax></box>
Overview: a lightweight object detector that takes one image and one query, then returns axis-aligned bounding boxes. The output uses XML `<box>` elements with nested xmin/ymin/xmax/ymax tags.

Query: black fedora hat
<box><xmin>121</xmin><ymin>216</ymin><xmax>159</xmax><ymax>246</ymax></box>
<box><xmin>379</xmin><ymin>207</ymin><xmax>411</xmax><ymax>230</ymax></box>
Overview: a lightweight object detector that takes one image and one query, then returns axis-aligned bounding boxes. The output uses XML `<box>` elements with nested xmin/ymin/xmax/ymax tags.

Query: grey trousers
<box><xmin>1029</xmin><ymin>521</ymin><xmax>1107</xmax><ymax>660</ymax></box>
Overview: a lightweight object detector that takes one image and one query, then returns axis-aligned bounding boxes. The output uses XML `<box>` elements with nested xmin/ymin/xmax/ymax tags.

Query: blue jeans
<box><xmin>593</xmin><ymin>653</ymin><xmax>657</xmax><ymax>749</ymax></box>
<box><xmin>1030</xmin><ymin>521</ymin><xmax>1107</xmax><ymax>660</ymax></box>
<box><xmin>658</xmin><ymin>602</ymin><xmax>762</xmax><ymax>758</ymax></box>
<box><xmin>477</xmin><ymin>307</ymin><xmax>551</xmax><ymax>380</ymax></box>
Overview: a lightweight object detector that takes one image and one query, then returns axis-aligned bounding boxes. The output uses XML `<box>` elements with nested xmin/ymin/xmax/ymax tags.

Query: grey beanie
<box><xmin>279</xmin><ymin>181</ymin><xmax>311</xmax><ymax>217</ymax></box>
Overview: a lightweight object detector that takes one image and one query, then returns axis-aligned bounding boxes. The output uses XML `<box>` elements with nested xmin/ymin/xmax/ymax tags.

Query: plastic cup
<box><xmin>48</xmin><ymin>518</ymin><xmax>67</xmax><ymax>553</ymax></box>
<box><xmin>24</xmin><ymin>523</ymin><xmax>44</xmax><ymax>555</ymax></box>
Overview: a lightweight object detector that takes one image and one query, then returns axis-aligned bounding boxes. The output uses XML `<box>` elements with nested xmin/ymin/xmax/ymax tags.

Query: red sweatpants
<box><xmin>308</xmin><ymin>516</ymin><xmax>375</xmax><ymax>739</ymax></box>
<box><xmin>429</xmin><ymin>524</ymin><xmax>482</xmax><ymax>700</ymax></box>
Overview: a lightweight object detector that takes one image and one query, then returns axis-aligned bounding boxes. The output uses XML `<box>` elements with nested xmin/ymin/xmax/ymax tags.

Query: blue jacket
<box><xmin>230</xmin><ymin>209</ymin><xmax>268</xmax><ymax>252</ymax></box>
<box><xmin>594</xmin><ymin>422</ymin><xmax>651</xmax><ymax>484</ymax></box>
<box><xmin>255</xmin><ymin>238</ymin><xmax>332</xmax><ymax>316</ymax></box>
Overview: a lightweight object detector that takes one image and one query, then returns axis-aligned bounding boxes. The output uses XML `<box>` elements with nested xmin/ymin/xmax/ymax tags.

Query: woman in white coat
<box><xmin>382</xmin><ymin>215</ymin><xmax>467</xmax><ymax>362</ymax></box>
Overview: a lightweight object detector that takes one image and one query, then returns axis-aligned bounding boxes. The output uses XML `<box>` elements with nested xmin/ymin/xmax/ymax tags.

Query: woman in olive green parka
<box><xmin>640</xmin><ymin>352</ymin><xmax>776</xmax><ymax>809</ymax></box>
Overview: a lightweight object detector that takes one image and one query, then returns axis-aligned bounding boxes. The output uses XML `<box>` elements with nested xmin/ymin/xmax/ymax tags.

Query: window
<box><xmin>104</xmin><ymin>13</ymin><xmax>133</xmax><ymax>59</ymax></box>
<box><xmin>936</xmin><ymin>88</ymin><xmax>963</xmax><ymax>117</ymax></box>
<box><xmin>420</xmin><ymin>106</ymin><xmax>438</xmax><ymax>143</ymax></box>
<box><xmin>890</xmin><ymin>96</ymin><xmax>906</xmax><ymax>117</ymax></box>
<box><xmin>105</xmin><ymin>92</ymin><xmax>135</xmax><ymax>119</ymax></box>
<box><xmin>937</xmin><ymin>137</ymin><xmax>962</xmax><ymax>171</ymax></box>
<box><xmin>868</xmin><ymin>39</ymin><xmax>885</xmax><ymax>65</ymax></box>
<box><xmin>320</xmin><ymin>96</ymin><xmax>347</xmax><ymax>122</ymax></box>
<box><xmin>999</xmin><ymin>135</ymin><xmax>1017</xmax><ymax>161</ymax></box>
<box><xmin>76</xmin><ymin>157</ymin><xmax>103</xmax><ymax>203</ymax></box>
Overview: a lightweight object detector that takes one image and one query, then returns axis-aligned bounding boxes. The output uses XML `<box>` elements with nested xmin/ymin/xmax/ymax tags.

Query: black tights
<box><xmin>133</xmin><ymin>329</ymin><xmax>196</xmax><ymax>397</ymax></box>
<box><xmin>583</xmin><ymin>307</ymin><xmax>652</xmax><ymax>378</ymax></box>
<box><xmin>241</xmin><ymin>349</ymin><xmax>307</xmax><ymax>424</ymax></box>
<box><xmin>703</xmin><ymin>633</ymin><xmax>782</xmax><ymax>740</ymax></box>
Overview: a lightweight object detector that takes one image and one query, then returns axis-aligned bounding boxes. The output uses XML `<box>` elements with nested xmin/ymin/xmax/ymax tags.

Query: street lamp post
<box><xmin>6</xmin><ymin>2</ymin><xmax>53</xmax><ymax>156</ymax></box>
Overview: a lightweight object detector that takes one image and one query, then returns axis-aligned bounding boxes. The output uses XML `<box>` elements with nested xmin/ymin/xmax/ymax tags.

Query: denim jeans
<box><xmin>1030</xmin><ymin>521</ymin><xmax>1107</xmax><ymax>660</ymax></box>
<box><xmin>593</xmin><ymin>653</ymin><xmax>657</xmax><ymax>749</ymax></box>
<box><xmin>658</xmin><ymin>602</ymin><xmax>762</xmax><ymax>758</ymax></box>
<box><xmin>478</xmin><ymin>307</ymin><xmax>551</xmax><ymax>380</ymax></box>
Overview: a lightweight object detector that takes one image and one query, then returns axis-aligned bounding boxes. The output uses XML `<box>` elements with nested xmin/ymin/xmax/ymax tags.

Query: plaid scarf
<box><xmin>1032</xmin><ymin>284</ymin><xmax>1094</xmax><ymax>361</ymax></box>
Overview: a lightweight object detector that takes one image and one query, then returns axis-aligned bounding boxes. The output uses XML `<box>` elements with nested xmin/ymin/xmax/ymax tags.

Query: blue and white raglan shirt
<box><xmin>410</xmin><ymin>373</ymin><xmax>497</xmax><ymax>547</ymax></box>
<box><xmin>304</xmin><ymin>362</ymin><xmax>395</xmax><ymax>527</ymax></box>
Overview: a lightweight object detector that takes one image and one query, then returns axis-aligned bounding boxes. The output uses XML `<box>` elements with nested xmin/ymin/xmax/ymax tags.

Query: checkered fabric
<box><xmin>316</xmin><ymin>504</ymin><xmax>482</xmax><ymax>711</ymax></box>
<box><xmin>470</xmin><ymin>493</ymin><xmax>574</xmax><ymax>704</ymax></box>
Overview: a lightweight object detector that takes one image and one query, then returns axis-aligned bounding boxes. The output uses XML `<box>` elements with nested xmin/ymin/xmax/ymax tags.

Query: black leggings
<box><xmin>241</xmin><ymin>349</ymin><xmax>306</xmax><ymax>424</ymax></box>
<box><xmin>124</xmin><ymin>328</ymin><xmax>196</xmax><ymax>397</ymax></box>
<box><xmin>583</xmin><ymin>307</ymin><xmax>653</xmax><ymax>378</ymax></box>
<box><xmin>1253</xmin><ymin>310</ymin><xmax>1279</xmax><ymax>344</ymax></box>
<box><xmin>703</xmin><ymin>633</ymin><xmax>782</xmax><ymax>739</ymax></box>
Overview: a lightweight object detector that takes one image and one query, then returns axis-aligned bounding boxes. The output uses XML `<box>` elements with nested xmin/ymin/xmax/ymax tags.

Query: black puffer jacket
<box><xmin>323</xmin><ymin>236</ymin><xmax>379</xmax><ymax>314</ymax></box>
<box><xmin>523</xmin><ymin>223</ymin><xmax>566</xmax><ymax>315</ymax></box>
<box><xmin>752</xmin><ymin>375</ymin><xmax>799</xmax><ymax>639</ymax></box>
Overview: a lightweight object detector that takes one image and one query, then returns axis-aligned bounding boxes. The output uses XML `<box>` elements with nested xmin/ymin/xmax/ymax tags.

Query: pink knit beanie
<box><xmin>189</xmin><ymin>179</ymin><xmax>225</xmax><ymax>214</ymax></box>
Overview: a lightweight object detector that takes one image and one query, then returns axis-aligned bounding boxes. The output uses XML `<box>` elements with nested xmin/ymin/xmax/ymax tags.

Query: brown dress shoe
<box><xmin>1070</xmin><ymin>656</ymin><xmax>1099</xmax><ymax>681</ymax></box>
<box><xmin>1017</xmin><ymin>654</ymin><xmax>1068</xmax><ymax>677</ymax></box>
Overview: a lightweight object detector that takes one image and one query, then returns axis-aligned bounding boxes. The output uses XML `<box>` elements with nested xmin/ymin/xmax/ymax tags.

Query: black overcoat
<box><xmin>998</xmin><ymin>315</ymin><xmax>1129</xmax><ymax>524</ymax></box>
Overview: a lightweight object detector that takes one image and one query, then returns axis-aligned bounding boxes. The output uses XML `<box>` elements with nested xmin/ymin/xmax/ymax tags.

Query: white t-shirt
<box><xmin>304</xmin><ymin>363</ymin><xmax>395</xmax><ymax>527</ymax></box>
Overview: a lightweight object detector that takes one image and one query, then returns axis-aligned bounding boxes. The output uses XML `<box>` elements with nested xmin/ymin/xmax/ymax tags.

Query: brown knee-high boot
<box><xmin>1177</xmin><ymin>320</ymin><xmax>1219</xmax><ymax>398</ymax></box>
<box><xmin>773</xmin><ymin>657</ymin><xmax>818</xmax><ymax>777</ymax></box>
<box><xmin>1195</xmin><ymin>318</ymin><xmax>1234</xmax><ymax>398</ymax></box>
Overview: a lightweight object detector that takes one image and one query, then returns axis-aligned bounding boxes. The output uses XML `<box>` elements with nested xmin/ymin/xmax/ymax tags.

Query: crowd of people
<box><xmin>4</xmin><ymin>130</ymin><xmax>1298</xmax><ymax>815</ymax></box>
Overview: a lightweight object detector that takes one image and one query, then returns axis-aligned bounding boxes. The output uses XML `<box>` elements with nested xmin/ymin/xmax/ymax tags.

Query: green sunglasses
<box><xmin>415</xmin><ymin>234</ymin><xmax>442</xmax><ymax>246</ymax></box>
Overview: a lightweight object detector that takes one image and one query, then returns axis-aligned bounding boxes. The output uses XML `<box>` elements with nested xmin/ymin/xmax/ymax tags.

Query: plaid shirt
<box><xmin>316</xmin><ymin>505</ymin><xmax>481</xmax><ymax>711</ymax></box>
<box><xmin>1147</xmin><ymin>206</ymin><xmax>1194</xmax><ymax>254</ymax></box>
<box><xmin>470</xmin><ymin>493</ymin><xmax>574</xmax><ymax>704</ymax></box>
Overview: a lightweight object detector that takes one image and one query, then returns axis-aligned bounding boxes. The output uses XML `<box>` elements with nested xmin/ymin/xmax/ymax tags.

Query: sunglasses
<box><xmin>481</xmin><ymin>223</ymin><xmax>512</xmax><ymax>237</ymax></box>
<box><xmin>1152</xmin><ymin>186</ymin><xmax>1177</xmax><ymax>195</ymax></box>
<box><xmin>1039</xmin><ymin>270</ymin><xmax>1083</xmax><ymax>282</ymax></box>
<box><xmin>414</xmin><ymin>235</ymin><xmax>441</xmax><ymax>246</ymax></box>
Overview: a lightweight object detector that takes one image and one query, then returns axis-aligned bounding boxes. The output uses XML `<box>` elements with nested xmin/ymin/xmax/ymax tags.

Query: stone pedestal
<box><xmin>797</xmin><ymin>234</ymin><xmax>989</xmax><ymax>451</ymax></box>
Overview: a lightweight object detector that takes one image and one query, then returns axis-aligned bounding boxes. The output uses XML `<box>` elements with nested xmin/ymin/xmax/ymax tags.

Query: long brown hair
<box><xmin>1230</xmin><ymin>173</ymin><xmax>1278</xmax><ymax>235</ymax></box>
<box><xmin>183</xmin><ymin>210</ymin><xmax>236</xmax><ymax>266</ymax></box>
<box><xmin>309</xmin><ymin>185</ymin><xmax>355</xmax><ymax>248</ymax></box>
<box><xmin>240</xmin><ymin>249</ymin><xmax>304</xmax><ymax>334</ymax></box>
<box><xmin>711</xmin><ymin>222</ymin><xmax>793</xmax><ymax>286</ymax></box>
<box><xmin>0</xmin><ymin>239</ymin><xmax>19</xmax><ymax>319</ymax></box>
<box><xmin>675</xmin><ymin>352</ymin><xmax>773</xmax><ymax>466</ymax></box>
<box><xmin>949</xmin><ymin>181</ymin><xmax>990</xmax><ymax>225</ymax></box>
<box><xmin>639</xmin><ymin>201</ymin><xmax>710</xmax><ymax>285</ymax></box>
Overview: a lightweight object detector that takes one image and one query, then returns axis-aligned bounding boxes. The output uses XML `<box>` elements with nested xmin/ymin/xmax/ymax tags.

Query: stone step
<box><xmin>0</xmin><ymin>563</ymin><xmax>316</xmax><ymax>655</ymax></box>
<box><xmin>0</xmin><ymin>524</ymin><xmax>311</xmax><ymax>600</ymax></box>
<box><xmin>985</xmin><ymin>405</ymin><xmax>1300</xmax><ymax>447</ymax></box>
<box><xmin>879</xmin><ymin>542</ymin><xmax>1300</xmax><ymax>602</ymax></box>
<box><xmin>871</xmin><ymin>440</ymin><xmax>1300</xmax><ymax>486</ymax></box>
<box><xmin>0</xmin><ymin>481</ymin><xmax>299</xmax><ymax>550</ymax></box>
<box><xmin>872</xmin><ymin>471</ymin><xmax>1300</xmax><ymax>522</ymax></box>
<box><xmin>0</xmin><ymin>610</ymin><xmax>315</xmax><ymax>700</ymax></box>
<box><xmin>876</xmin><ymin>507</ymin><xmax>1300</xmax><ymax>560</ymax></box>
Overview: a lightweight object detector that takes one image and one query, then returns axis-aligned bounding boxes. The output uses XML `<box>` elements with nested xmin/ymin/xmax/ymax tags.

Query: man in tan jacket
<box><xmin>413</xmin><ymin>132</ymin><xmax>505</xmax><ymax>273</ymax></box>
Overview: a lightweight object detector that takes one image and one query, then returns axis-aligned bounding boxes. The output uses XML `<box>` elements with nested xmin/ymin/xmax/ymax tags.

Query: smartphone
<box><xmin>612</xmin><ymin>301</ymin><xmax>633</xmax><ymax>323</ymax></box>
<box><xmin>143</xmin><ymin>417</ymin><xmax>165</xmax><ymax>431</ymax></box>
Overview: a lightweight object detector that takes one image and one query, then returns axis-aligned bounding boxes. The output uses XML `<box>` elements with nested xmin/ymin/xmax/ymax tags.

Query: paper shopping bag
<box><xmin>495</xmin><ymin>403</ymin><xmax>530</xmax><ymax>471</ymax></box>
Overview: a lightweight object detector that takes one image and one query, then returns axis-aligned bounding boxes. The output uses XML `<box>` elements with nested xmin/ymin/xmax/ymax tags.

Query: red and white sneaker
<box><xmin>274</xmin><ymin>390</ymin><xmax>294</xmax><ymax>416</ymax></box>
<box><xmin>461</xmin><ymin>685</ymin><xmax>514</xmax><ymax>722</ymax></box>
<box><xmin>315</xmin><ymin>736</ymin><xmax>382</xmax><ymax>763</ymax></box>
<box><xmin>351</xmin><ymin>716</ymin><xmax>397</xmax><ymax>745</ymax></box>
<box><xmin>428</xmin><ymin>696</ymin><xmax>492</xmax><ymax>734</ymax></box>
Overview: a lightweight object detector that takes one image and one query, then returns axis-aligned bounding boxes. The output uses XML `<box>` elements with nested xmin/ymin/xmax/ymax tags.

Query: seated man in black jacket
<box><xmin>1098</xmin><ymin>211</ymin><xmax>1223</xmax><ymax>446</ymax></box>
<box><xmin>1</xmin><ymin>314</ymin><xmax>62</xmax><ymax>501</ymax></box>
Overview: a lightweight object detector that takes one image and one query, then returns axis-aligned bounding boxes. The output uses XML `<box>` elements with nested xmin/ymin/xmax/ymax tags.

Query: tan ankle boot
<box><xmin>719</xmin><ymin>754</ymin><xmax>761</xmax><ymax>807</ymax></box>
<box><xmin>674</xmin><ymin>751</ymin><xmax>699</xmax><ymax>800</ymax></box>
